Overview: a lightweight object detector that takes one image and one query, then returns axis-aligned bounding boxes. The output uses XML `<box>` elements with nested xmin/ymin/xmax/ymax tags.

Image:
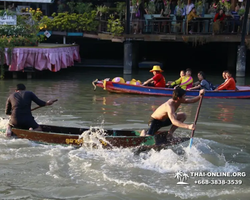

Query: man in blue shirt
<box><xmin>230</xmin><ymin>5</ymin><xmax>242</xmax><ymax>33</ymax></box>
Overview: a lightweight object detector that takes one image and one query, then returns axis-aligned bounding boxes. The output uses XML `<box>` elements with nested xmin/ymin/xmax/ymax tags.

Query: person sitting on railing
<box><xmin>213</xmin><ymin>9</ymin><xmax>226</xmax><ymax>35</ymax></box>
<box><xmin>155</xmin><ymin>0</ymin><xmax>165</xmax><ymax>15</ymax></box>
<box><xmin>174</xmin><ymin>1</ymin><xmax>186</xmax><ymax>20</ymax></box>
<box><xmin>214</xmin><ymin>71</ymin><xmax>236</xmax><ymax>91</ymax></box>
<box><xmin>142</xmin><ymin>65</ymin><xmax>166</xmax><ymax>87</ymax></box>
<box><xmin>135</xmin><ymin>0</ymin><xmax>148</xmax><ymax>34</ymax></box>
<box><xmin>208</xmin><ymin>2</ymin><xmax>217</xmax><ymax>15</ymax></box>
<box><xmin>230</xmin><ymin>5</ymin><xmax>243</xmax><ymax>33</ymax></box>
<box><xmin>187</xmin><ymin>71</ymin><xmax>214</xmax><ymax>90</ymax></box>
<box><xmin>169</xmin><ymin>0</ymin><xmax>177</xmax><ymax>14</ymax></box>
<box><xmin>187</xmin><ymin>7</ymin><xmax>201</xmax><ymax>34</ymax></box>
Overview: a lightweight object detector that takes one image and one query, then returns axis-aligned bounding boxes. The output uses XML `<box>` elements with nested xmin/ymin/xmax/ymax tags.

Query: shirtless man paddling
<box><xmin>141</xmin><ymin>87</ymin><xmax>205</xmax><ymax>137</ymax></box>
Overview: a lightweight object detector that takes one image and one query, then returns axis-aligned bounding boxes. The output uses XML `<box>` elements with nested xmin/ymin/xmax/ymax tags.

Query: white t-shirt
<box><xmin>186</xmin><ymin>3</ymin><xmax>194</xmax><ymax>15</ymax></box>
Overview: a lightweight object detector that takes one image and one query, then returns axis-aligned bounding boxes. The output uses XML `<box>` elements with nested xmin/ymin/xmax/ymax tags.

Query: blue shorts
<box><xmin>147</xmin><ymin>117</ymin><xmax>172</xmax><ymax>136</ymax></box>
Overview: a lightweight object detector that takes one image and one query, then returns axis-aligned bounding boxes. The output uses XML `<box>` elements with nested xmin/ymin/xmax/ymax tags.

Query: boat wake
<box><xmin>1</xmin><ymin>123</ymin><xmax>249</xmax><ymax>199</ymax></box>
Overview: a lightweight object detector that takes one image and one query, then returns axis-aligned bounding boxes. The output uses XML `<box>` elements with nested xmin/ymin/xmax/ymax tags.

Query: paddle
<box><xmin>31</xmin><ymin>99</ymin><xmax>58</xmax><ymax>111</ymax></box>
<box><xmin>189</xmin><ymin>94</ymin><xmax>204</xmax><ymax>148</ymax></box>
<box><xmin>1</xmin><ymin>99</ymin><xmax>58</xmax><ymax>121</ymax></box>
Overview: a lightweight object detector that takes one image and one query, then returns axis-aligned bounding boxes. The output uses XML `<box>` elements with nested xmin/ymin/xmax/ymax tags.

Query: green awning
<box><xmin>1</xmin><ymin>0</ymin><xmax>53</xmax><ymax>3</ymax></box>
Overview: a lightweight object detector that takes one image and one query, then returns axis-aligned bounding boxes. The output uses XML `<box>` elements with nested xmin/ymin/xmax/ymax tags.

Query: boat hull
<box><xmin>95</xmin><ymin>81</ymin><xmax>250</xmax><ymax>99</ymax></box>
<box><xmin>11</xmin><ymin>125</ymin><xmax>189</xmax><ymax>149</ymax></box>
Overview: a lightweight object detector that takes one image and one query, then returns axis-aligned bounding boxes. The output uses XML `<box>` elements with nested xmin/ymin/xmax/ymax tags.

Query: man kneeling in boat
<box><xmin>141</xmin><ymin>87</ymin><xmax>205</xmax><ymax>137</ymax></box>
<box><xmin>5</xmin><ymin>83</ymin><xmax>55</xmax><ymax>137</ymax></box>
<box><xmin>142</xmin><ymin>65</ymin><xmax>166</xmax><ymax>87</ymax></box>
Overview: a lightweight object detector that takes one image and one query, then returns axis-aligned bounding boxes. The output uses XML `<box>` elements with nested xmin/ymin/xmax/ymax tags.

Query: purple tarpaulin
<box><xmin>4</xmin><ymin>45</ymin><xmax>81</xmax><ymax>72</ymax></box>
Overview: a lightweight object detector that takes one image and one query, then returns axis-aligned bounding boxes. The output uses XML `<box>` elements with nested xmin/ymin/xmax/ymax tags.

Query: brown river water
<box><xmin>0</xmin><ymin>68</ymin><xmax>250</xmax><ymax>200</ymax></box>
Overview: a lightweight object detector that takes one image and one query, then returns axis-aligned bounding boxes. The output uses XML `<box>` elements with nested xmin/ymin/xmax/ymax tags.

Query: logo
<box><xmin>174</xmin><ymin>171</ymin><xmax>189</xmax><ymax>185</ymax></box>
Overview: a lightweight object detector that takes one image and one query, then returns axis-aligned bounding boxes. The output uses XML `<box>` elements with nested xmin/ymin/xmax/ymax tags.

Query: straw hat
<box><xmin>150</xmin><ymin>65</ymin><xmax>163</xmax><ymax>72</ymax></box>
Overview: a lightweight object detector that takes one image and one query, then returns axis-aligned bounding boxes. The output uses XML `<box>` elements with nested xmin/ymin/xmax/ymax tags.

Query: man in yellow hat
<box><xmin>142</xmin><ymin>65</ymin><xmax>166</xmax><ymax>87</ymax></box>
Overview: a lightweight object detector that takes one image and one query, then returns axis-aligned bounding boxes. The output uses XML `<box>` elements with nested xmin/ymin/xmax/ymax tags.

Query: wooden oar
<box><xmin>189</xmin><ymin>94</ymin><xmax>204</xmax><ymax>148</ymax></box>
<box><xmin>31</xmin><ymin>99</ymin><xmax>58</xmax><ymax>111</ymax></box>
<box><xmin>1</xmin><ymin>99</ymin><xmax>58</xmax><ymax>121</ymax></box>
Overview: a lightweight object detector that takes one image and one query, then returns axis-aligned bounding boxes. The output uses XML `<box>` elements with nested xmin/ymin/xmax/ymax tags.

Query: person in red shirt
<box><xmin>213</xmin><ymin>9</ymin><xmax>226</xmax><ymax>34</ymax></box>
<box><xmin>214</xmin><ymin>71</ymin><xmax>236</xmax><ymax>91</ymax></box>
<box><xmin>214</xmin><ymin>9</ymin><xmax>226</xmax><ymax>22</ymax></box>
<box><xmin>142</xmin><ymin>65</ymin><xmax>166</xmax><ymax>87</ymax></box>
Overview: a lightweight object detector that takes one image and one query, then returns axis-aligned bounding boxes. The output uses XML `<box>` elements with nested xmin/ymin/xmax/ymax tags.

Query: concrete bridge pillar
<box><xmin>227</xmin><ymin>43</ymin><xmax>237</xmax><ymax>72</ymax></box>
<box><xmin>123</xmin><ymin>41</ymin><xmax>138</xmax><ymax>75</ymax></box>
<box><xmin>236</xmin><ymin>45</ymin><xmax>246</xmax><ymax>77</ymax></box>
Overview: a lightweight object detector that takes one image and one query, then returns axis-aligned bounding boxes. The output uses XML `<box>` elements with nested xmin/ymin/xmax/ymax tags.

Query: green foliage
<box><xmin>75</xmin><ymin>3</ymin><xmax>93</xmax><ymax>14</ymax></box>
<box><xmin>238</xmin><ymin>8</ymin><xmax>245</xmax><ymax>16</ymax></box>
<box><xmin>218</xmin><ymin>0</ymin><xmax>231</xmax><ymax>12</ymax></box>
<box><xmin>145</xmin><ymin>1</ymin><xmax>155</xmax><ymax>14</ymax></box>
<box><xmin>107</xmin><ymin>14</ymin><xmax>124</xmax><ymax>36</ymax></box>
<box><xmin>195</xmin><ymin>1</ymin><xmax>203</xmax><ymax>15</ymax></box>
<box><xmin>58</xmin><ymin>4</ymin><xmax>65</xmax><ymax>13</ymax></box>
<box><xmin>0</xmin><ymin>9</ymin><xmax>15</xmax><ymax>16</ymax></box>
<box><xmin>39</xmin><ymin>11</ymin><xmax>99</xmax><ymax>32</ymax></box>
<box><xmin>195</xmin><ymin>0</ymin><xmax>203</xmax><ymax>8</ymax></box>
<box><xmin>67</xmin><ymin>1</ymin><xmax>76</xmax><ymax>14</ymax></box>
<box><xmin>0</xmin><ymin>25</ymin><xmax>26</xmax><ymax>37</ymax></box>
<box><xmin>0</xmin><ymin>8</ymin><xmax>42</xmax><ymax>79</ymax></box>
<box><xmin>176</xmin><ymin>0</ymin><xmax>185</xmax><ymax>16</ymax></box>
<box><xmin>96</xmin><ymin>5</ymin><xmax>109</xmax><ymax>17</ymax></box>
<box><xmin>115</xmin><ymin>2</ymin><xmax>126</xmax><ymax>19</ymax></box>
<box><xmin>132</xmin><ymin>0</ymin><xmax>141</xmax><ymax>6</ymax></box>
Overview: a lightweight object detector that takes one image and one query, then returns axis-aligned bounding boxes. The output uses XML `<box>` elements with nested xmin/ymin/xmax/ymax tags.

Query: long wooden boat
<box><xmin>93</xmin><ymin>80</ymin><xmax>250</xmax><ymax>99</ymax></box>
<box><xmin>10</xmin><ymin>125</ymin><xmax>189</xmax><ymax>150</ymax></box>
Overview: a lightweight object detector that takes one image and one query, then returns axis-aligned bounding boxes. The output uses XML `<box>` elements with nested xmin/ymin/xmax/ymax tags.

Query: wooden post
<box><xmin>231</xmin><ymin>0</ymin><xmax>237</xmax><ymax>10</ymax></box>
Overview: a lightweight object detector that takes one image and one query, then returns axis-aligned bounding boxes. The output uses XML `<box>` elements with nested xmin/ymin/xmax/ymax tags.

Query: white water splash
<box><xmin>0</xmin><ymin>117</ymin><xmax>9</xmax><ymax>137</ymax></box>
<box><xmin>78</xmin><ymin>126</ymin><xmax>113</xmax><ymax>149</ymax></box>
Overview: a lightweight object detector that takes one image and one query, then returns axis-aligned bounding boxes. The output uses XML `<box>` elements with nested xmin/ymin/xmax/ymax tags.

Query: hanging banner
<box><xmin>0</xmin><ymin>12</ymin><xmax>17</xmax><ymax>25</ymax></box>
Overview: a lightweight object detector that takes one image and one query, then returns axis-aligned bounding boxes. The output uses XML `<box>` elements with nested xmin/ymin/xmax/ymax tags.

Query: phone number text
<box><xmin>194</xmin><ymin>179</ymin><xmax>243</xmax><ymax>185</ymax></box>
